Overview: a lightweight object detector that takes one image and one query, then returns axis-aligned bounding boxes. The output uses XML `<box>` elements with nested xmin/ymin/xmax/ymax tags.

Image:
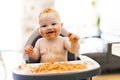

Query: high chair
<box><xmin>23</xmin><ymin>28</ymin><xmax>80</xmax><ymax>63</ymax></box>
<box><xmin>16</xmin><ymin>28</ymin><xmax>101</xmax><ymax>80</ymax></box>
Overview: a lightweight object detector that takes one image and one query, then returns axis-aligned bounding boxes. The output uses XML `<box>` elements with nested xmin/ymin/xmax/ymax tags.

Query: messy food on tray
<box><xmin>17</xmin><ymin>61</ymin><xmax>87</xmax><ymax>74</ymax></box>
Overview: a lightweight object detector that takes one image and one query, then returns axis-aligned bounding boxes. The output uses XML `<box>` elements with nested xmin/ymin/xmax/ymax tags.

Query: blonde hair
<box><xmin>38</xmin><ymin>8</ymin><xmax>60</xmax><ymax>18</ymax></box>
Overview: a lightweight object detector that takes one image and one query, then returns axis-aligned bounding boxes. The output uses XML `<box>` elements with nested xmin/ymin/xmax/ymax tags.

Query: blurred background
<box><xmin>0</xmin><ymin>0</ymin><xmax>120</xmax><ymax>80</ymax></box>
<box><xmin>0</xmin><ymin>0</ymin><xmax>120</xmax><ymax>54</ymax></box>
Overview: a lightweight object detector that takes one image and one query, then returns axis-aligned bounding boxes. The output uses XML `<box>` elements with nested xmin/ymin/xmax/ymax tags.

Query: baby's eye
<box><xmin>42</xmin><ymin>25</ymin><xmax>47</xmax><ymax>27</ymax></box>
<box><xmin>52</xmin><ymin>23</ymin><xmax>57</xmax><ymax>25</ymax></box>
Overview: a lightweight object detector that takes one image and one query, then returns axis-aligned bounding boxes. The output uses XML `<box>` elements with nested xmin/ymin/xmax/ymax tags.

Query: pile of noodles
<box><xmin>17</xmin><ymin>62</ymin><xmax>87</xmax><ymax>73</ymax></box>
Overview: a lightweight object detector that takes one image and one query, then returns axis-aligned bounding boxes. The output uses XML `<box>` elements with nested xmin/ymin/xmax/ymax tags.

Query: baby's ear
<box><xmin>61</xmin><ymin>23</ymin><xmax>63</xmax><ymax>28</ymax></box>
<box><xmin>38</xmin><ymin>28</ymin><xmax>41</xmax><ymax>34</ymax></box>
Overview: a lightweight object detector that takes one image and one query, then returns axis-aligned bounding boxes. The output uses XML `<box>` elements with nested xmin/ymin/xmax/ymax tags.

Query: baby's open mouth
<box><xmin>47</xmin><ymin>31</ymin><xmax>55</xmax><ymax>34</ymax></box>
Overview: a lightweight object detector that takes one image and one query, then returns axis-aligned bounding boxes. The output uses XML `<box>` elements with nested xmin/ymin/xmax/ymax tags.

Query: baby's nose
<box><xmin>47</xmin><ymin>25</ymin><xmax>53</xmax><ymax>29</ymax></box>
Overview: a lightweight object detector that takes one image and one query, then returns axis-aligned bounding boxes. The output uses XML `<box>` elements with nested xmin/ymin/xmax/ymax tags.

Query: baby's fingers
<box><xmin>67</xmin><ymin>32</ymin><xmax>73</xmax><ymax>41</ymax></box>
<box><xmin>24</xmin><ymin>45</ymin><xmax>34</xmax><ymax>55</ymax></box>
<box><xmin>71</xmin><ymin>36</ymin><xmax>79</xmax><ymax>42</ymax></box>
<box><xmin>67</xmin><ymin>32</ymin><xmax>72</xmax><ymax>37</ymax></box>
<box><xmin>67</xmin><ymin>32</ymin><xmax>79</xmax><ymax>42</ymax></box>
<box><xmin>26</xmin><ymin>45</ymin><xmax>33</xmax><ymax>49</ymax></box>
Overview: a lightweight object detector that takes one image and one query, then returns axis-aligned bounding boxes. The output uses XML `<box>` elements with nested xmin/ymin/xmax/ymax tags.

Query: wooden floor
<box><xmin>92</xmin><ymin>73</ymin><xmax>120</xmax><ymax>80</ymax></box>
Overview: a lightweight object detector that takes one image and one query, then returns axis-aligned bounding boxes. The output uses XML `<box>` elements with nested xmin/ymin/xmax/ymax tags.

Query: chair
<box><xmin>0</xmin><ymin>51</ymin><xmax>7</xmax><ymax>80</ymax></box>
<box><xmin>14</xmin><ymin>28</ymin><xmax>101</xmax><ymax>80</ymax></box>
<box><xmin>14</xmin><ymin>48</ymin><xmax>101</xmax><ymax>80</ymax></box>
<box><xmin>23</xmin><ymin>28</ymin><xmax>80</xmax><ymax>63</ymax></box>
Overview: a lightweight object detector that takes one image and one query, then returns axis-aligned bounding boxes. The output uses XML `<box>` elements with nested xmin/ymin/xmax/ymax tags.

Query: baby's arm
<box><xmin>64</xmin><ymin>32</ymin><xmax>80</xmax><ymax>53</ymax></box>
<box><xmin>24</xmin><ymin>44</ymin><xmax>34</xmax><ymax>55</ymax></box>
<box><xmin>24</xmin><ymin>41</ymin><xmax>40</xmax><ymax>60</ymax></box>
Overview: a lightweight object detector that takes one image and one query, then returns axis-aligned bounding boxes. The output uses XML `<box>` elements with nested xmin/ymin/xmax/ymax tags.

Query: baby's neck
<box><xmin>46</xmin><ymin>36</ymin><xmax>59</xmax><ymax>41</ymax></box>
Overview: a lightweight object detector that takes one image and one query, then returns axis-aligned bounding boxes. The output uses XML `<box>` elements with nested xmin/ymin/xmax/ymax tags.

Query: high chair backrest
<box><xmin>23</xmin><ymin>28</ymin><xmax>79</xmax><ymax>63</ymax></box>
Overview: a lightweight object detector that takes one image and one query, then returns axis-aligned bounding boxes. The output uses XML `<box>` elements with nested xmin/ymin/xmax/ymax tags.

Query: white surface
<box><xmin>0</xmin><ymin>0</ymin><xmax>22</xmax><ymax>51</ymax></box>
<box><xmin>101</xmin><ymin>33</ymin><xmax>120</xmax><ymax>43</ymax></box>
<box><xmin>1</xmin><ymin>50</ymin><xmax>24</xmax><ymax>80</ymax></box>
<box><xmin>13</xmin><ymin>55</ymin><xmax>100</xmax><ymax>75</ymax></box>
<box><xmin>112</xmin><ymin>44</ymin><xmax>120</xmax><ymax>57</ymax></box>
<box><xmin>80</xmin><ymin>38</ymin><xmax>107</xmax><ymax>54</ymax></box>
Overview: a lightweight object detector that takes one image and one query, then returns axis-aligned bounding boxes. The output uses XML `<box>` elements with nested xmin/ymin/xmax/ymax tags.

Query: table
<box><xmin>1</xmin><ymin>50</ymin><xmax>101</xmax><ymax>80</ymax></box>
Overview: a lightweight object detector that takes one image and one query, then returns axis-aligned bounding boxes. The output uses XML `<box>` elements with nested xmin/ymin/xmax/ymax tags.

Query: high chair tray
<box><xmin>12</xmin><ymin>56</ymin><xmax>101</xmax><ymax>80</ymax></box>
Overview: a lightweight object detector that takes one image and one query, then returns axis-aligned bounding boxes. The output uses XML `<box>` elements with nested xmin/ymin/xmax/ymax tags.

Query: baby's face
<box><xmin>39</xmin><ymin>12</ymin><xmax>62</xmax><ymax>39</ymax></box>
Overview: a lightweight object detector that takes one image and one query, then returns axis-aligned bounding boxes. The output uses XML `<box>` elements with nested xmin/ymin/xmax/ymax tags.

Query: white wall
<box><xmin>98</xmin><ymin>0</ymin><xmax>120</xmax><ymax>33</ymax></box>
<box><xmin>55</xmin><ymin>0</ymin><xmax>120</xmax><ymax>38</ymax></box>
<box><xmin>1</xmin><ymin>0</ymin><xmax>120</xmax><ymax>51</ymax></box>
<box><xmin>0</xmin><ymin>0</ymin><xmax>23</xmax><ymax>51</ymax></box>
<box><xmin>55</xmin><ymin>0</ymin><xmax>100</xmax><ymax>37</ymax></box>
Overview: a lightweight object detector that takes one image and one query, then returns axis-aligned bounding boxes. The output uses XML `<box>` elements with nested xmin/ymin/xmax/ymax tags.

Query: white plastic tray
<box><xmin>12</xmin><ymin>56</ymin><xmax>101</xmax><ymax>80</ymax></box>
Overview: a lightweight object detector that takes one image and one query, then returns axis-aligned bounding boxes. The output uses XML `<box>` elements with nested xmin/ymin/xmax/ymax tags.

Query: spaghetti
<box><xmin>17</xmin><ymin>61</ymin><xmax>87</xmax><ymax>73</ymax></box>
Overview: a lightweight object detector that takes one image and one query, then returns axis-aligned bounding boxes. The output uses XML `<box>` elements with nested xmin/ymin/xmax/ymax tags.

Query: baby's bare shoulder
<box><xmin>58</xmin><ymin>36</ymin><xmax>69</xmax><ymax>45</ymax></box>
<box><xmin>57</xmin><ymin>36</ymin><xmax>67</xmax><ymax>42</ymax></box>
<box><xmin>37</xmin><ymin>37</ymin><xmax>45</xmax><ymax>41</ymax></box>
<box><xmin>35</xmin><ymin>38</ymin><xmax>45</xmax><ymax>45</ymax></box>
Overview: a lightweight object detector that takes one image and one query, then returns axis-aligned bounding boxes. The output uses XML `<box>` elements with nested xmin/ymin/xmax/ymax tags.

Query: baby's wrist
<box><xmin>29</xmin><ymin>50</ymin><xmax>34</xmax><ymax>55</ymax></box>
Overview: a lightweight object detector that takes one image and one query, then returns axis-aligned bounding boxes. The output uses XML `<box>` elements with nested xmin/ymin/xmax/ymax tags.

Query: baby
<box><xmin>24</xmin><ymin>8</ymin><xmax>80</xmax><ymax>63</ymax></box>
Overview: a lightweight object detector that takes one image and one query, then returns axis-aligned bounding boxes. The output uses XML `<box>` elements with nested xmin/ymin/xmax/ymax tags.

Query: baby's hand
<box><xmin>67</xmin><ymin>32</ymin><xmax>79</xmax><ymax>43</ymax></box>
<box><xmin>24</xmin><ymin>45</ymin><xmax>34</xmax><ymax>55</ymax></box>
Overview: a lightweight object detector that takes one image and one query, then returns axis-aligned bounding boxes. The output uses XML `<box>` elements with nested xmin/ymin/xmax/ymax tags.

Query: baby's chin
<box><xmin>46</xmin><ymin>36</ymin><xmax>57</xmax><ymax>39</ymax></box>
<box><xmin>45</xmin><ymin>34</ymin><xmax>59</xmax><ymax>39</ymax></box>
